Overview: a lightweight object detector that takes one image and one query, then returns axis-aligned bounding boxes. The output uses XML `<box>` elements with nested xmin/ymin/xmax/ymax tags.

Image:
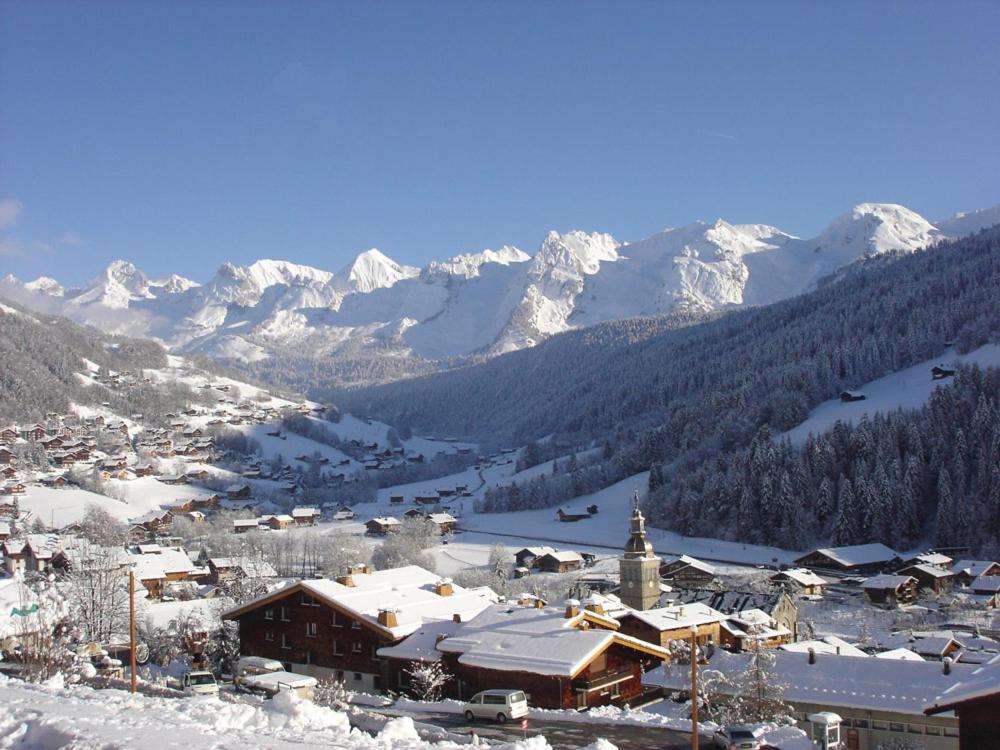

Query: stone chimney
<box><xmin>377</xmin><ymin>608</ymin><xmax>398</xmax><ymax>628</ymax></box>
<box><xmin>452</xmin><ymin>613</ymin><xmax>462</xmax><ymax>623</ymax></box>
<box><xmin>435</xmin><ymin>578</ymin><xmax>454</xmax><ymax>597</ymax></box>
<box><xmin>336</xmin><ymin>574</ymin><xmax>355</xmax><ymax>587</ymax></box>
<box><xmin>349</xmin><ymin>563</ymin><xmax>370</xmax><ymax>575</ymax></box>
<box><xmin>582</xmin><ymin>598</ymin><xmax>604</xmax><ymax>616</ymax></box>
<box><xmin>565</xmin><ymin>599</ymin><xmax>581</xmax><ymax>618</ymax></box>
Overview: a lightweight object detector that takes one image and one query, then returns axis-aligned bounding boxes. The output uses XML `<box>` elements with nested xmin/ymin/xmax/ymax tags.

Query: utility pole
<box><xmin>690</xmin><ymin>625</ymin><xmax>699</xmax><ymax>750</ymax></box>
<box><xmin>129</xmin><ymin>571</ymin><xmax>136</xmax><ymax>694</ymax></box>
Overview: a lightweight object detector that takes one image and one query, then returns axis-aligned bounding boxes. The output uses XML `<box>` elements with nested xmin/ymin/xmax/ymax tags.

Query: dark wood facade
<box><xmin>224</xmin><ymin>584</ymin><xmax>397</xmax><ymax>692</ymax></box>
<box><xmin>438</xmin><ymin>643</ymin><xmax>644</xmax><ymax>710</ymax></box>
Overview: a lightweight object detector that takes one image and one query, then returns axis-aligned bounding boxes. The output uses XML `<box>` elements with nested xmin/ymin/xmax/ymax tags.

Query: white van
<box><xmin>463</xmin><ymin>689</ymin><xmax>529</xmax><ymax>723</ymax></box>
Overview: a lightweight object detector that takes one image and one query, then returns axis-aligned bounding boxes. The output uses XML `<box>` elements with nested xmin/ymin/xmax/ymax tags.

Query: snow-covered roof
<box><xmin>368</xmin><ymin>516</ymin><xmax>400</xmax><ymax>526</ymax></box>
<box><xmin>926</xmin><ymin>653</ymin><xmax>1000</xmax><ymax>713</ymax></box>
<box><xmin>952</xmin><ymin>560</ymin><xmax>998</xmax><ymax>577</ymax></box>
<box><xmin>223</xmin><ymin>565</ymin><xmax>498</xmax><ymax>639</ymax></box>
<box><xmin>435</xmin><ymin>602</ymin><xmax>669</xmax><ymax>677</ymax></box>
<box><xmin>130</xmin><ymin>547</ymin><xmax>197</xmax><ymax>581</ymax></box>
<box><xmin>377</xmin><ymin>619</ymin><xmax>464</xmax><ymax>663</ymax></box>
<box><xmin>874</xmin><ymin>647</ymin><xmax>925</xmax><ymax>662</ymax></box>
<box><xmin>902</xmin><ymin>563</ymin><xmax>955</xmax><ymax>579</ymax></box>
<box><xmin>800</xmin><ymin>543</ymin><xmax>899</xmax><ymax>568</ymax></box>
<box><xmin>970</xmin><ymin>575</ymin><xmax>1000</xmax><ymax>593</ymax></box>
<box><xmin>622</xmin><ymin>602</ymin><xmax>726</xmax><ymax>631</ymax></box>
<box><xmin>516</xmin><ymin>546</ymin><xmax>556</xmax><ymax>557</ymax></box>
<box><xmin>290</xmin><ymin>507</ymin><xmax>319</xmax><ymax>518</ymax></box>
<box><xmin>650</xmin><ymin>649</ymin><xmax>973</xmax><ymax>716</ymax></box>
<box><xmin>537</xmin><ymin>550</ymin><xmax>584</xmax><ymax>563</ymax></box>
<box><xmin>425</xmin><ymin>513</ymin><xmax>456</xmax><ymax>524</ymax></box>
<box><xmin>781</xmin><ymin>636</ymin><xmax>868</xmax><ymax>659</ymax></box>
<box><xmin>772</xmin><ymin>568</ymin><xmax>827</xmax><ymax>587</ymax></box>
<box><xmin>862</xmin><ymin>574</ymin><xmax>915</xmax><ymax>590</ymax></box>
<box><xmin>664</xmin><ymin>554</ymin><xmax>717</xmax><ymax>575</ymax></box>
<box><xmin>911</xmin><ymin>553</ymin><xmax>953</xmax><ymax>567</ymax></box>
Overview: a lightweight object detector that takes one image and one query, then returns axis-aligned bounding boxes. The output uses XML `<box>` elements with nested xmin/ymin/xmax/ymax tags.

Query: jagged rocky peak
<box><xmin>153</xmin><ymin>274</ymin><xmax>200</xmax><ymax>294</ymax></box>
<box><xmin>533</xmin><ymin>230</ymin><xmax>620</xmax><ymax>275</ymax></box>
<box><xmin>424</xmin><ymin>245</ymin><xmax>530</xmax><ymax>279</ymax></box>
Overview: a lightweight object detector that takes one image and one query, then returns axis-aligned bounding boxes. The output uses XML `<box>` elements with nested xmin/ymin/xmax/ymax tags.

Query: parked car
<box><xmin>712</xmin><ymin>725</ymin><xmax>764</xmax><ymax>750</ymax></box>
<box><xmin>168</xmin><ymin>670</ymin><xmax>219</xmax><ymax>695</ymax></box>
<box><xmin>234</xmin><ymin>656</ymin><xmax>285</xmax><ymax>681</ymax></box>
<box><xmin>463</xmin><ymin>689</ymin><xmax>528</xmax><ymax>724</ymax></box>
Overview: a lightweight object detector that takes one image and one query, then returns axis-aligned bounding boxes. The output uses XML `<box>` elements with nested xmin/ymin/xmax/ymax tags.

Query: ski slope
<box><xmin>783</xmin><ymin>343</ymin><xmax>1000</xmax><ymax>447</ymax></box>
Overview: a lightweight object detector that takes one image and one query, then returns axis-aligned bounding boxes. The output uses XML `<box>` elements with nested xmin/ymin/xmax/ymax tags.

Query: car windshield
<box><xmin>189</xmin><ymin>673</ymin><xmax>216</xmax><ymax>685</ymax></box>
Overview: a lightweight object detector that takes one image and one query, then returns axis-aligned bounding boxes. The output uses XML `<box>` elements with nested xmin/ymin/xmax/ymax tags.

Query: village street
<box><xmin>364</xmin><ymin>706</ymin><xmax>703</xmax><ymax>750</ymax></box>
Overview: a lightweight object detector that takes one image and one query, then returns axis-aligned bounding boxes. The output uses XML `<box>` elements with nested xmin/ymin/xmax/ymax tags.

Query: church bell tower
<box><xmin>619</xmin><ymin>491</ymin><xmax>661</xmax><ymax>611</ymax></box>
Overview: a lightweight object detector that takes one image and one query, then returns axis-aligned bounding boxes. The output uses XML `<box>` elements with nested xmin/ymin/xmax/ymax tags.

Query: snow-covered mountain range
<box><xmin>2</xmin><ymin>202</ymin><xmax>997</xmax><ymax>382</ymax></box>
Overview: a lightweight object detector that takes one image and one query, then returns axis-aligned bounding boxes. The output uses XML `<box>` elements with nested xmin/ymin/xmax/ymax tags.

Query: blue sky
<box><xmin>2</xmin><ymin>1</ymin><xmax>999</xmax><ymax>285</ymax></box>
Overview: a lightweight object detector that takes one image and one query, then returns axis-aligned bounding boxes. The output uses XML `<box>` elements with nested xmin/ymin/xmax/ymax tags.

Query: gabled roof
<box><xmin>970</xmin><ymin>575</ymin><xmax>1000</xmax><ymax>594</ymax></box>
<box><xmin>926</xmin><ymin>653</ymin><xmax>1000</xmax><ymax>714</ymax></box>
<box><xmin>862</xmin><ymin>574</ymin><xmax>915</xmax><ymax>590</ymax></box>
<box><xmin>781</xmin><ymin>636</ymin><xmax>867</xmax><ymax>658</ymax></box>
<box><xmin>621</xmin><ymin>602</ymin><xmax>725</xmax><ymax>631</ymax></box>
<box><xmin>899</xmin><ymin>563</ymin><xmax>955</xmax><ymax>579</ymax></box>
<box><xmin>650</xmin><ymin>649</ymin><xmax>972</xmax><ymax>716</ymax></box>
<box><xmin>797</xmin><ymin>543</ymin><xmax>899</xmax><ymax>568</ymax></box>
<box><xmin>772</xmin><ymin>568</ymin><xmax>827</xmax><ymax>587</ymax></box>
<box><xmin>537</xmin><ymin>550</ymin><xmax>584</xmax><ymax>564</ymax></box>
<box><xmin>953</xmin><ymin>560</ymin><xmax>1000</xmax><ymax>577</ymax></box>
<box><xmin>435</xmin><ymin>602</ymin><xmax>669</xmax><ymax>677</ymax></box>
<box><xmin>662</xmin><ymin>554</ymin><xmax>717</xmax><ymax>575</ymax></box>
<box><xmin>223</xmin><ymin>565</ymin><xmax>497</xmax><ymax>640</ymax></box>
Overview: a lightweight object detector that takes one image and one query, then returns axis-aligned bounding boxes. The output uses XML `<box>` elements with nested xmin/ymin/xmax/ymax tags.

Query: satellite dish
<box><xmin>134</xmin><ymin>642</ymin><xmax>150</xmax><ymax>665</ymax></box>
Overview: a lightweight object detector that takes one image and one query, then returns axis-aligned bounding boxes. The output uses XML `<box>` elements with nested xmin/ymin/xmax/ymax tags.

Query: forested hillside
<box><xmin>654</xmin><ymin>364</ymin><xmax>1000</xmax><ymax>552</ymax></box>
<box><xmin>0</xmin><ymin>301</ymin><xmax>177</xmax><ymax>423</ymax></box>
<box><xmin>346</xmin><ymin>227</ymin><xmax>1000</xmax><ymax>550</ymax></box>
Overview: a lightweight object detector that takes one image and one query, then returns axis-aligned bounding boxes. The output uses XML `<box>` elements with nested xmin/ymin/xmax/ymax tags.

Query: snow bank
<box><xmin>0</xmin><ymin>674</ymin><xmax>568</xmax><ymax>750</ymax></box>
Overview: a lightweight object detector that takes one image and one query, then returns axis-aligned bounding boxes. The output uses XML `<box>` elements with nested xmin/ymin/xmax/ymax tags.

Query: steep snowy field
<box><xmin>782</xmin><ymin>343</ymin><xmax>1000</xmax><ymax>446</ymax></box>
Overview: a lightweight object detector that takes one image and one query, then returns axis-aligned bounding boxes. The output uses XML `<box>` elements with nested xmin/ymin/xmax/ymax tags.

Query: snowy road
<box><xmin>370</xmin><ymin>707</ymin><xmax>702</xmax><ymax>750</ymax></box>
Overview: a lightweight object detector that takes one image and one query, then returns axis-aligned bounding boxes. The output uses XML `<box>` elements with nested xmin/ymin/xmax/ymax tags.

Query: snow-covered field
<box><xmin>783</xmin><ymin>343</ymin><xmax>1000</xmax><ymax>446</ymax></box>
<box><xmin>0</xmin><ymin>674</ymin><xmax>616</xmax><ymax>750</ymax></box>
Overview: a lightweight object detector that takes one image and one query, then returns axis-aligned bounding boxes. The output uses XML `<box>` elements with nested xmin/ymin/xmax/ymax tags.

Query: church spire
<box><xmin>623</xmin><ymin>490</ymin><xmax>654</xmax><ymax>559</ymax></box>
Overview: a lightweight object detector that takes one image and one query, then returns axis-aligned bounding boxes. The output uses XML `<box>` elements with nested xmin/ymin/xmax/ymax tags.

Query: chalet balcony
<box><xmin>574</xmin><ymin>667</ymin><xmax>635</xmax><ymax>693</ymax></box>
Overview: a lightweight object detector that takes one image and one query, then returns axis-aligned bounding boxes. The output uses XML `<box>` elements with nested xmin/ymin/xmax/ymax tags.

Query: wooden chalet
<box><xmin>222</xmin><ymin>565</ymin><xmax>497</xmax><ymax>692</ymax></box>
<box><xmin>0</xmin><ymin>447</ymin><xmax>14</xmax><ymax>464</ymax></box>
<box><xmin>863</xmin><ymin>574</ymin><xmax>919</xmax><ymax>608</ymax></box>
<box><xmin>951</xmin><ymin>560</ymin><xmax>1000</xmax><ymax>587</ymax></box>
<box><xmin>659</xmin><ymin>554</ymin><xmax>717</xmax><ymax>587</ymax></box>
<box><xmin>226</xmin><ymin>483</ymin><xmax>252</xmax><ymax>500</ymax></box>
<box><xmin>668</xmin><ymin>589</ymin><xmax>800</xmax><ymax>641</ymax></box>
<box><xmin>534</xmin><ymin>550</ymin><xmax>584</xmax><ymax>574</ymax></box>
<box><xmin>617</xmin><ymin>601</ymin><xmax>724</xmax><ymax>650</ymax></box>
<box><xmin>897</xmin><ymin>563</ymin><xmax>957</xmax><ymax>594</ymax></box>
<box><xmin>262</xmin><ymin>515</ymin><xmax>292</xmax><ymax>530</ymax></box>
<box><xmin>380</xmin><ymin>599</ymin><xmax>670</xmax><ymax>710</ymax></box>
<box><xmin>794</xmin><ymin>543</ymin><xmax>900</xmax><ymax>575</ymax></box>
<box><xmin>365</xmin><ymin>517</ymin><xmax>401</xmax><ymax>535</ymax></box>
<box><xmin>931</xmin><ymin>366</ymin><xmax>957</xmax><ymax>380</ymax></box>
<box><xmin>770</xmin><ymin>568</ymin><xmax>827</xmax><ymax>595</ymax></box>
<box><xmin>968</xmin><ymin>575</ymin><xmax>1000</xmax><ymax>606</ymax></box>
<box><xmin>840</xmin><ymin>390</ymin><xmax>866</xmax><ymax>402</ymax></box>
<box><xmin>425</xmin><ymin>512</ymin><xmax>457</xmax><ymax>535</ymax></box>
<box><xmin>513</xmin><ymin>546</ymin><xmax>556</xmax><ymax>569</ymax></box>
<box><xmin>291</xmin><ymin>507</ymin><xmax>321</xmax><ymax>526</ymax></box>
<box><xmin>0</xmin><ymin>427</ymin><xmax>18</xmax><ymax>444</ymax></box>
<box><xmin>233</xmin><ymin>519</ymin><xmax>260</xmax><ymax>534</ymax></box>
